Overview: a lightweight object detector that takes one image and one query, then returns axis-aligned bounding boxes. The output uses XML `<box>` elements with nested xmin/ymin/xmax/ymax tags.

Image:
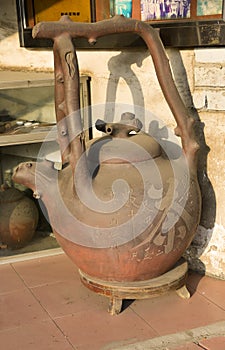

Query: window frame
<box><xmin>16</xmin><ymin>0</ymin><xmax>225</xmax><ymax>48</ymax></box>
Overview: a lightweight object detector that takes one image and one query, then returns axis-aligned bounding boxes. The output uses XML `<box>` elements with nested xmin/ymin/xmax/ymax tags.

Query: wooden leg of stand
<box><xmin>108</xmin><ymin>297</ymin><xmax>123</xmax><ymax>315</ymax></box>
<box><xmin>176</xmin><ymin>285</ymin><xmax>190</xmax><ymax>299</ymax></box>
<box><xmin>79</xmin><ymin>259</ymin><xmax>190</xmax><ymax>315</ymax></box>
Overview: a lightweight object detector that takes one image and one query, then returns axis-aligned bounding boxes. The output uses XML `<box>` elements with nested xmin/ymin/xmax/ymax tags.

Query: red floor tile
<box><xmin>171</xmin><ymin>342</ymin><xmax>201</xmax><ymax>349</ymax></box>
<box><xmin>199</xmin><ymin>336</ymin><xmax>225</xmax><ymax>350</ymax></box>
<box><xmin>0</xmin><ymin>264</ymin><xmax>25</xmax><ymax>294</ymax></box>
<box><xmin>31</xmin><ymin>278</ymin><xmax>109</xmax><ymax>318</ymax></box>
<box><xmin>1</xmin><ymin>255</ymin><xmax>225</xmax><ymax>350</ymax></box>
<box><xmin>130</xmin><ymin>290</ymin><xmax>225</xmax><ymax>336</ymax></box>
<box><xmin>55</xmin><ymin>307</ymin><xmax>157</xmax><ymax>350</ymax></box>
<box><xmin>0</xmin><ymin>288</ymin><xmax>49</xmax><ymax>331</ymax></box>
<box><xmin>187</xmin><ymin>272</ymin><xmax>225</xmax><ymax>310</ymax></box>
<box><xmin>0</xmin><ymin>320</ymin><xmax>73</xmax><ymax>350</ymax></box>
<box><xmin>12</xmin><ymin>253</ymin><xmax>78</xmax><ymax>287</ymax></box>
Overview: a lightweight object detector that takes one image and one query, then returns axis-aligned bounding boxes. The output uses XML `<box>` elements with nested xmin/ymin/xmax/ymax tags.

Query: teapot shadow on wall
<box><xmin>104</xmin><ymin>48</ymin><xmax>186</xmax><ymax>160</ymax></box>
<box><xmin>104</xmin><ymin>49</ymin><xmax>149</xmax><ymax>123</ymax></box>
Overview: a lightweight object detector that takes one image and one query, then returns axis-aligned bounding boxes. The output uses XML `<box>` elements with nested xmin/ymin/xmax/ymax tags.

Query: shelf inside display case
<box><xmin>0</xmin><ymin>71</ymin><xmax>91</xmax><ymax>146</ymax></box>
<box><xmin>0</xmin><ymin>129</ymin><xmax>57</xmax><ymax>147</ymax></box>
<box><xmin>0</xmin><ymin>71</ymin><xmax>55</xmax><ymax>145</ymax></box>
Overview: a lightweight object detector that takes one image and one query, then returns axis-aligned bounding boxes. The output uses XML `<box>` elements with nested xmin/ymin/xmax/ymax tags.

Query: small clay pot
<box><xmin>0</xmin><ymin>187</ymin><xmax>39</xmax><ymax>249</ymax></box>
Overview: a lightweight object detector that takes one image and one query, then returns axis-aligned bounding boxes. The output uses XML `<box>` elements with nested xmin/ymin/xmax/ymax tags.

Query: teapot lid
<box><xmin>87</xmin><ymin>113</ymin><xmax>161</xmax><ymax>164</ymax></box>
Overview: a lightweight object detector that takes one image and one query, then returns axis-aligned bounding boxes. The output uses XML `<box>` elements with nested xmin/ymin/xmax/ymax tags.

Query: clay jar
<box><xmin>0</xmin><ymin>187</ymin><xmax>39</xmax><ymax>249</ymax></box>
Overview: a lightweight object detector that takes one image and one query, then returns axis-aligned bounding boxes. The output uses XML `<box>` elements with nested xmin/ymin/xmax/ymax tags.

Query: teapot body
<box><xmin>52</xmin><ymin>140</ymin><xmax>201</xmax><ymax>281</ymax></box>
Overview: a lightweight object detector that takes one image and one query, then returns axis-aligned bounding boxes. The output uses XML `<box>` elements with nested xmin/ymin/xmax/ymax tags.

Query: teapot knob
<box><xmin>95</xmin><ymin>112</ymin><xmax>143</xmax><ymax>137</ymax></box>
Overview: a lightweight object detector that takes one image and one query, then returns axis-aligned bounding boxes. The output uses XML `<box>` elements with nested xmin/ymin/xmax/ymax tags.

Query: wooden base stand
<box><xmin>79</xmin><ymin>258</ymin><xmax>190</xmax><ymax>315</ymax></box>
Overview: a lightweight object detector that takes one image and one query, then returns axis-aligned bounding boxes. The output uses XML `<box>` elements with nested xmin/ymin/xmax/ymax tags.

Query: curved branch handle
<box><xmin>53</xmin><ymin>33</ymin><xmax>84</xmax><ymax>169</ymax></box>
<box><xmin>33</xmin><ymin>15</ymin><xmax>199</xmax><ymax>170</ymax></box>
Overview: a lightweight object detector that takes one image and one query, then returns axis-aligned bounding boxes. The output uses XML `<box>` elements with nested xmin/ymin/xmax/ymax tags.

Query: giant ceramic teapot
<box><xmin>13</xmin><ymin>16</ymin><xmax>201</xmax><ymax>282</ymax></box>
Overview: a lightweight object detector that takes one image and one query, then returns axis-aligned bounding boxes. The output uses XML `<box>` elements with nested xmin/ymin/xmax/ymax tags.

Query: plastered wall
<box><xmin>0</xmin><ymin>1</ymin><xmax>224</xmax><ymax>279</ymax></box>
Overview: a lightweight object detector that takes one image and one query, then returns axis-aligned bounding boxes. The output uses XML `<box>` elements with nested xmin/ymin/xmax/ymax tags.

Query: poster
<box><xmin>141</xmin><ymin>0</ymin><xmax>191</xmax><ymax>21</ymax></box>
<box><xmin>111</xmin><ymin>0</ymin><xmax>133</xmax><ymax>18</ymax></box>
<box><xmin>197</xmin><ymin>0</ymin><xmax>223</xmax><ymax>16</ymax></box>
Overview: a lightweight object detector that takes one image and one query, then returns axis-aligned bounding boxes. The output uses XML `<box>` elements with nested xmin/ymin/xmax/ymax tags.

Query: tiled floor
<box><xmin>0</xmin><ymin>252</ymin><xmax>224</xmax><ymax>350</ymax></box>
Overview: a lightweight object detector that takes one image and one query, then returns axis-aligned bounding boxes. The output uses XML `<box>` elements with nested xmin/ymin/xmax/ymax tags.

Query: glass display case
<box><xmin>0</xmin><ymin>71</ymin><xmax>91</xmax><ymax>261</ymax></box>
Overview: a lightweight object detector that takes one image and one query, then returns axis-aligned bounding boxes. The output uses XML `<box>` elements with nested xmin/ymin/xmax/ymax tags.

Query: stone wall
<box><xmin>0</xmin><ymin>1</ymin><xmax>224</xmax><ymax>279</ymax></box>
